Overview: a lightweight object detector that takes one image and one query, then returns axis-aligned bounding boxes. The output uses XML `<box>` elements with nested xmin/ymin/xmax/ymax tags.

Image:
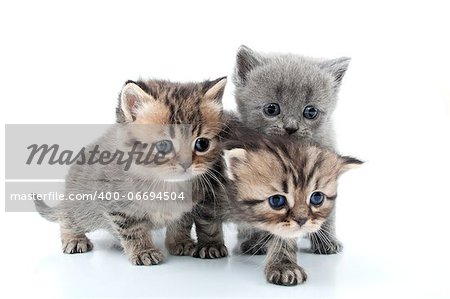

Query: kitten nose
<box><xmin>294</xmin><ymin>218</ymin><xmax>307</xmax><ymax>227</ymax></box>
<box><xmin>284</xmin><ymin>119</ymin><xmax>299</xmax><ymax>134</ymax></box>
<box><xmin>284</xmin><ymin>126</ymin><xmax>299</xmax><ymax>135</ymax></box>
<box><xmin>179</xmin><ymin>161</ymin><xmax>192</xmax><ymax>171</ymax></box>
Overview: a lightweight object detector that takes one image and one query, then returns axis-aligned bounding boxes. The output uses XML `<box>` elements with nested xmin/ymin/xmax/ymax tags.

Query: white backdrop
<box><xmin>1</xmin><ymin>0</ymin><xmax>449</xmax><ymax>298</ymax></box>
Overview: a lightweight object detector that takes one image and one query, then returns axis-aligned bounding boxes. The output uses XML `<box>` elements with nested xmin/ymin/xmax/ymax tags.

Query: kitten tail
<box><xmin>33</xmin><ymin>196</ymin><xmax>58</xmax><ymax>222</ymax></box>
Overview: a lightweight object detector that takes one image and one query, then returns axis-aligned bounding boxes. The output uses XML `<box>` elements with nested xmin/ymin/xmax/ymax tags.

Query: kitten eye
<box><xmin>194</xmin><ymin>138</ymin><xmax>210</xmax><ymax>152</ymax></box>
<box><xmin>263</xmin><ymin>103</ymin><xmax>280</xmax><ymax>116</ymax></box>
<box><xmin>303</xmin><ymin>106</ymin><xmax>319</xmax><ymax>119</ymax></box>
<box><xmin>268</xmin><ymin>194</ymin><xmax>287</xmax><ymax>210</ymax></box>
<box><xmin>155</xmin><ymin>140</ymin><xmax>173</xmax><ymax>154</ymax></box>
<box><xmin>309</xmin><ymin>192</ymin><xmax>325</xmax><ymax>206</ymax></box>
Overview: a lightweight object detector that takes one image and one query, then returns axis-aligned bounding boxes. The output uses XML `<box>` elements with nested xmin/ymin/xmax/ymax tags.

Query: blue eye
<box><xmin>303</xmin><ymin>106</ymin><xmax>319</xmax><ymax>119</ymax></box>
<box><xmin>310</xmin><ymin>192</ymin><xmax>325</xmax><ymax>206</ymax></box>
<box><xmin>268</xmin><ymin>194</ymin><xmax>287</xmax><ymax>210</ymax></box>
<box><xmin>263</xmin><ymin>103</ymin><xmax>280</xmax><ymax>116</ymax></box>
<box><xmin>155</xmin><ymin>140</ymin><xmax>173</xmax><ymax>154</ymax></box>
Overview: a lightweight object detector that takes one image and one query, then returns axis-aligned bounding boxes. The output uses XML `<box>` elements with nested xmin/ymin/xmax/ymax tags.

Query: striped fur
<box><xmin>34</xmin><ymin>77</ymin><xmax>228</xmax><ymax>266</ymax></box>
<box><xmin>195</xmin><ymin>119</ymin><xmax>361</xmax><ymax>285</ymax></box>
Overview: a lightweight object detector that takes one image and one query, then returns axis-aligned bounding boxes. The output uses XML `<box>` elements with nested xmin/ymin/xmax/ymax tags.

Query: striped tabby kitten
<box><xmin>219</xmin><ymin>122</ymin><xmax>362</xmax><ymax>285</ymax></box>
<box><xmin>233</xmin><ymin>45</ymin><xmax>351</xmax><ymax>255</ymax></box>
<box><xmin>34</xmin><ymin>77</ymin><xmax>227</xmax><ymax>265</ymax></box>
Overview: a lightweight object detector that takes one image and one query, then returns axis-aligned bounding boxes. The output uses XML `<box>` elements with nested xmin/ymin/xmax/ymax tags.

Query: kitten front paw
<box><xmin>167</xmin><ymin>239</ymin><xmax>196</xmax><ymax>256</ymax></box>
<box><xmin>240</xmin><ymin>239</ymin><xmax>268</xmax><ymax>255</ymax></box>
<box><xmin>265</xmin><ymin>263</ymin><xmax>307</xmax><ymax>286</ymax></box>
<box><xmin>62</xmin><ymin>237</ymin><xmax>93</xmax><ymax>254</ymax></box>
<box><xmin>191</xmin><ymin>243</ymin><xmax>228</xmax><ymax>259</ymax></box>
<box><xmin>129</xmin><ymin>248</ymin><xmax>165</xmax><ymax>266</ymax></box>
<box><xmin>311</xmin><ymin>238</ymin><xmax>343</xmax><ymax>255</ymax></box>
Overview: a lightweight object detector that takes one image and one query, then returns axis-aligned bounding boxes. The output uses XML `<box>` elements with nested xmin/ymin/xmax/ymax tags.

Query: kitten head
<box><xmin>223</xmin><ymin>138</ymin><xmax>362</xmax><ymax>238</ymax></box>
<box><xmin>116</xmin><ymin>77</ymin><xmax>227</xmax><ymax>181</ymax></box>
<box><xmin>233</xmin><ymin>45</ymin><xmax>350</xmax><ymax>144</ymax></box>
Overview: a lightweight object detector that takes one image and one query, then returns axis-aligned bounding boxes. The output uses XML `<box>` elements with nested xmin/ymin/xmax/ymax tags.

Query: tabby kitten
<box><xmin>233</xmin><ymin>45</ymin><xmax>351</xmax><ymax>254</ymax></box>
<box><xmin>220</xmin><ymin>122</ymin><xmax>362</xmax><ymax>285</ymax></box>
<box><xmin>34</xmin><ymin>77</ymin><xmax>227</xmax><ymax>265</ymax></box>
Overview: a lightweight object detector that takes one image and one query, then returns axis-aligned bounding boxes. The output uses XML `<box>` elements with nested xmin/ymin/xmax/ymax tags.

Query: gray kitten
<box><xmin>233</xmin><ymin>46</ymin><xmax>350</xmax><ymax>254</ymax></box>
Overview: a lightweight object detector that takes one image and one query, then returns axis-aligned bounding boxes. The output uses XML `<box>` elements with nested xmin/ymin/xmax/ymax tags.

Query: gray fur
<box><xmin>233</xmin><ymin>45</ymin><xmax>350</xmax><ymax>254</ymax></box>
<box><xmin>34</xmin><ymin>198</ymin><xmax>58</xmax><ymax>222</ymax></box>
<box><xmin>233</xmin><ymin>45</ymin><xmax>349</xmax><ymax>147</ymax></box>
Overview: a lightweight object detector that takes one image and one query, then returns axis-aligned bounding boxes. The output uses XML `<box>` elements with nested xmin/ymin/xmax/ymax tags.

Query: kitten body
<box><xmin>233</xmin><ymin>46</ymin><xmax>351</xmax><ymax>254</ymax></box>
<box><xmin>34</xmin><ymin>77</ymin><xmax>227</xmax><ymax>265</ymax></box>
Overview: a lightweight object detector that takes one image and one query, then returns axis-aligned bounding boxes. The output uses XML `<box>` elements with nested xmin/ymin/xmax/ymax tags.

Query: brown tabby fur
<box><xmin>35</xmin><ymin>77</ymin><xmax>228</xmax><ymax>266</ymax></box>
<box><xmin>189</xmin><ymin>117</ymin><xmax>362</xmax><ymax>285</ymax></box>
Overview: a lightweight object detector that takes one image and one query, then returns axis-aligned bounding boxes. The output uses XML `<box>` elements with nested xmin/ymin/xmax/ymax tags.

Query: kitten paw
<box><xmin>240</xmin><ymin>239</ymin><xmax>268</xmax><ymax>255</ymax></box>
<box><xmin>311</xmin><ymin>238</ymin><xmax>343</xmax><ymax>255</ymax></box>
<box><xmin>265</xmin><ymin>263</ymin><xmax>307</xmax><ymax>286</ymax></box>
<box><xmin>167</xmin><ymin>239</ymin><xmax>196</xmax><ymax>256</ymax></box>
<box><xmin>62</xmin><ymin>237</ymin><xmax>93</xmax><ymax>254</ymax></box>
<box><xmin>130</xmin><ymin>248</ymin><xmax>165</xmax><ymax>266</ymax></box>
<box><xmin>191</xmin><ymin>244</ymin><xmax>228</xmax><ymax>259</ymax></box>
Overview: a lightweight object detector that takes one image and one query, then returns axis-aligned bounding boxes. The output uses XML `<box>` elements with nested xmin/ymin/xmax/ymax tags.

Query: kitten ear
<box><xmin>320</xmin><ymin>57</ymin><xmax>351</xmax><ymax>87</ymax></box>
<box><xmin>204</xmin><ymin>77</ymin><xmax>227</xmax><ymax>102</ymax></box>
<box><xmin>120</xmin><ymin>81</ymin><xmax>154</xmax><ymax>122</ymax></box>
<box><xmin>338</xmin><ymin>155</ymin><xmax>364</xmax><ymax>175</ymax></box>
<box><xmin>233</xmin><ymin>45</ymin><xmax>264</xmax><ymax>87</ymax></box>
<box><xmin>223</xmin><ymin>148</ymin><xmax>248</xmax><ymax>180</ymax></box>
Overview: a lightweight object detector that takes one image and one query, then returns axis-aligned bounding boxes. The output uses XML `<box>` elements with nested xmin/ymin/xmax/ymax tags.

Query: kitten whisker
<box><xmin>238</xmin><ymin>232</ymin><xmax>272</xmax><ymax>258</ymax></box>
<box><xmin>317</xmin><ymin>229</ymin><xmax>333</xmax><ymax>250</ymax></box>
<box><xmin>200</xmin><ymin>172</ymin><xmax>217</xmax><ymax>215</ymax></box>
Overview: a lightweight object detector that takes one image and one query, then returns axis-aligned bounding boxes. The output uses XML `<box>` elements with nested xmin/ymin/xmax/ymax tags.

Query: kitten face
<box><xmin>116</xmin><ymin>77</ymin><xmax>227</xmax><ymax>181</ymax></box>
<box><xmin>223</xmin><ymin>140</ymin><xmax>361</xmax><ymax>239</ymax></box>
<box><xmin>233</xmin><ymin>46</ymin><xmax>350</xmax><ymax>143</ymax></box>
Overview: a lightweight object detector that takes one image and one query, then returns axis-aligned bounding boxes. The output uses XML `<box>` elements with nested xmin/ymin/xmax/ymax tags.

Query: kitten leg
<box><xmin>265</xmin><ymin>236</ymin><xmax>307</xmax><ymax>286</ymax></box>
<box><xmin>165</xmin><ymin>212</ymin><xmax>196</xmax><ymax>256</ymax></box>
<box><xmin>238</xmin><ymin>226</ymin><xmax>270</xmax><ymax>255</ymax></box>
<box><xmin>191</xmin><ymin>216</ymin><xmax>228</xmax><ymax>259</ymax></box>
<box><xmin>60</xmin><ymin>227</ymin><xmax>93</xmax><ymax>254</ymax></box>
<box><xmin>309</xmin><ymin>210</ymin><xmax>342</xmax><ymax>254</ymax></box>
<box><xmin>109</xmin><ymin>212</ymin><xmax>164</xmax><ymax>266</ymax></box>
